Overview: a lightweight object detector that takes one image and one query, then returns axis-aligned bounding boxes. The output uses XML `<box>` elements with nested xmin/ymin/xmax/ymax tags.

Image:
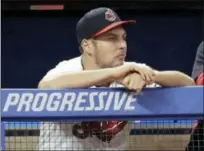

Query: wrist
<box><xmin>135</xmin><ymin>63</ymin><xmax>146</xmax><ymax>71</ymax></box>
<box><xmin>153</xmin><ymin>70</ymin><xmax>160</xmax><ymax>83</ymax></box>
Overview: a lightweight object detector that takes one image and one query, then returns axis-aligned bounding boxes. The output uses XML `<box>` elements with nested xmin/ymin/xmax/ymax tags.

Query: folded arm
<box><xmin>154</xmin><ymin>70</ymin><xmax>195</xmax><ymax>87</ymax></box>
<box><xmin>38</xmin><ymin>68</ymin><xmax>115</xmax><ymax>89</ymax></box>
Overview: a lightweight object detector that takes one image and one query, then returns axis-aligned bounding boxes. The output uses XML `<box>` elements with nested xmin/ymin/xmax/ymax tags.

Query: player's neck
<box><xmin>81</xmin><ymin>55</ymin><xmax>111</xmax><ymax>87</ymax></box>
<box><xmin>81</xmin><ymin>54</ymin><xmax>100</xmax><ymax>70</ymax></box>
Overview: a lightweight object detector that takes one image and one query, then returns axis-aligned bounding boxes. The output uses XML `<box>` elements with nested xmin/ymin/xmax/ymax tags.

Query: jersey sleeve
<box><xmin>42</xmin><ymin>61</ymin><xmax>75</xmax><ymax>81</ymax></box>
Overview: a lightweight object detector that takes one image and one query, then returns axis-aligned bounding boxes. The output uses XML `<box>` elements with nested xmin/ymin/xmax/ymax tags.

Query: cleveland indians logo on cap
<box><xmin>105</xmin><ymin>9</ymin><xmax>116</xmax><ymax>22</ymax></box>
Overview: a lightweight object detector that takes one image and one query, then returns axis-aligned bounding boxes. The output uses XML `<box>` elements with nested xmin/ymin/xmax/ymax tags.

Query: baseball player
<box><xmin>186</xmin><ymin>41</ymin><xmax>204</xmax><ymax>151</ymax></box>
<box><xmin>38</xmin><ymin>7</ymin><xmax>195</xmax><ymax>150</ymax></box>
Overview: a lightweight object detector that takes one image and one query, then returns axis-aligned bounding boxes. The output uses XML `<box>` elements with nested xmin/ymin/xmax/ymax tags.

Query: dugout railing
<box><xmin>1</xmin><ymin>87</ymin><xmax>203</xmax><ymax>150</ymax></box>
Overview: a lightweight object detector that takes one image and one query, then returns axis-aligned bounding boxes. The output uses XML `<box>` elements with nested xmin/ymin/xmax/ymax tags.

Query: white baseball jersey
<box><xmin>38</xmin><ymin>56</ymin><xmax>159</xmax><ymax>150</ymax></box>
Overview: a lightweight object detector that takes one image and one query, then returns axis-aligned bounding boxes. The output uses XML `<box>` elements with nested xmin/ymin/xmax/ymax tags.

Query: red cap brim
<box><xmin>92</xmin><ymin>20</ymin><xmax>136</xmax><ymax>37</ymax></box>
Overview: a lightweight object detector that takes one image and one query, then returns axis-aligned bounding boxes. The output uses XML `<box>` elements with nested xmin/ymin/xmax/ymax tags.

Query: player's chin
<box><xmin>113</xmin><ymin>60</ymin><xmax>124</xmax><ymax>67</ymax></box>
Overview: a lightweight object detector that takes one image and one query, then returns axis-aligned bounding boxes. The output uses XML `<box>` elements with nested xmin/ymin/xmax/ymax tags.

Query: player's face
<box><xmin>93</xmin><ymin>26</ymin><xmax>127</xmax><ymax>68</ymax></box>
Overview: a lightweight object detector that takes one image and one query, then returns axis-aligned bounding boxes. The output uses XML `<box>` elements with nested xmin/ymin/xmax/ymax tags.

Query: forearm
<box><xmin>154</xmin><ymin>71</ymin><xmax>195</xmax><ymax>87</ymax></box>
<box><xmin>38</xmin><ymin>68</ymin><xmax>115</xmax><ymax>89</ymax></box>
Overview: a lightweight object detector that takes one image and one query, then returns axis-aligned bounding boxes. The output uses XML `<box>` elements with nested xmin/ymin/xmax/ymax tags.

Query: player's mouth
<box><xmin>116</xmin><ymin>54</ymin><xmax>126</xmax><ymax>60</ymax></box>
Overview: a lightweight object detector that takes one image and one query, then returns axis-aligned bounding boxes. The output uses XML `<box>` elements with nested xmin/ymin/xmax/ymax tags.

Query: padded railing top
<box><xmin>1</xmin><ymin>86</ymin><xmax>203</xmax><ymax>121</ymax></box>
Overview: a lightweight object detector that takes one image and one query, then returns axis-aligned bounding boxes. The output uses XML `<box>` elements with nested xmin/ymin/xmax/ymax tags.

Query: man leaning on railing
<box><xmin>37</xmin><ymin>7</ymin><xmax>195</xmax><ymax>151</ymax></box>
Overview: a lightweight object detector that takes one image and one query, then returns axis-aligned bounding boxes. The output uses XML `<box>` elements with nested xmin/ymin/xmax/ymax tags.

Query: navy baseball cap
<box><xmin>76</xmin><ymin>7</ymin><xmax>136</xmax><ymax>44</ymax></box>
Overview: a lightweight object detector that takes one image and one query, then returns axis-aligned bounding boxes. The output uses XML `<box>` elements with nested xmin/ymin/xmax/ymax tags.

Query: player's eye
<box><xmin>123</xmin><ymin>35</ymin><xmax>127</xmax><ymax>41</ymax></box>
<box><xmin>108</xmin><ymin>37</ymin><xmax>116</xmax><ymax>41</ymax></box>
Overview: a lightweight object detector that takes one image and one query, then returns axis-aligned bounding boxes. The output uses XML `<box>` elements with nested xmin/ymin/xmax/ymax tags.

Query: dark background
<box><xmin>2</xmin><ymin>0</ymin><xmax>203</xmax><ymax>88</ymax></box>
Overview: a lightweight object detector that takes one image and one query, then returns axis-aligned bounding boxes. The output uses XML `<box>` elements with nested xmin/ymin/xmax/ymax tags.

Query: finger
<box><xmin>148</xmin><ymin>74</ymin><xmax>154</xmax><ymax>82</ymax></box>
<box><xmin>136</xmin><ymin>80</ymin><xmax>143</xmax><ymax>93</ymax></box>
<box><xmin>140</xmin><ymin>72</ymin><xmax>149</xmax><ymax>83</ymax></box>
<box><xmin>145</xmin><ymin>72</ymin><xmax>154</xmax><ymax>83</ymax></box>
<box><xmin>144</xmin><ymin>71</ymin><xmax>151</xmax><ymax>82</ymax></box>
<box><xmin>146</xmin><ymin>66</ymin><xmax>154</xmax><ymax>79</ymax></box>
<box><xmin>123</xmin><ymin>75</ymin><xmax>130</xmax><ymax>85</ymax></box>
<box><xmin>128</xmin><ymin>76</ymin><xmax>135</xmax><ymax>90</ymax></box>
<box><xmin>133</xmin><ymin>80</ymin><xmax>140</xmax><ymax>92</ymax></box>
<box><xmin>132</xmin><ymin>75</ymin><xmax>143</xmax><ymax>92</ymax></box>
<box><xmin>143</xmin><ymin>69</ymin><xmax>152</xmax><ymax>82</ymax></box>
<box><xmin>130</xmin><ymin>74</ymin><xmax>141</xmax><ymax>91</ymax></box>
<box><xmin>146</xmin><ymin>80</ymin><xmax>153</xmax><ymax>85</ymax></box>
<box><xmin>140</xmin><ymin>73</ymin><xmax>146</xmax><ymax>81</ymax></box>
<box><xmin>123</xmin><ymin>76</ymin><xmax>131</xmax><ymax>89</ymax></box>
<box><xmin>136</xmin><ymin>81</ymin><xmax>146</xmax><ymax>94</ymax></box>
<box><xmin>140</xmin><ymin>80</ymin><xmax>146</xmax><ymax>90</ymax></box>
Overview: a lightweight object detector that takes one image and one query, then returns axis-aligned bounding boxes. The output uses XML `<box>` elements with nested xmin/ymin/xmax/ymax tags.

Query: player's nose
<box><xmin>118</xmin><ymin>40</ymin><xmax>127</xmax><ymax>52</ymax></box>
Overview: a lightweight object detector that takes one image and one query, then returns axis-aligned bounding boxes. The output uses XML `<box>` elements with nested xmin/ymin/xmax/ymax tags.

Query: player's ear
<box><xmin>81</xmin><ymin>39</ymin><xmax>94</xmax><ymax>56</ymax></box>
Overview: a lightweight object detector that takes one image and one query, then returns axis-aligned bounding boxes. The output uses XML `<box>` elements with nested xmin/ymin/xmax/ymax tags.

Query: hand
<box><xmin>112</xmin><ymin>62</ymin><xmax>156</xmax><ymax>83</ymax></box>
<box><xmin>131</xmin><ymin>63</ymin><xmax>156</xmax><ymax>83</ymax></box>
<box><xmin>117</xmin><ymin>72</ymin><xmax>146</xmax><ymax>93</ymax></box>
<box><xmin>114</xmin><ymin>62</ymin><xmax>156</xmax><ymax>83</ymax></box>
